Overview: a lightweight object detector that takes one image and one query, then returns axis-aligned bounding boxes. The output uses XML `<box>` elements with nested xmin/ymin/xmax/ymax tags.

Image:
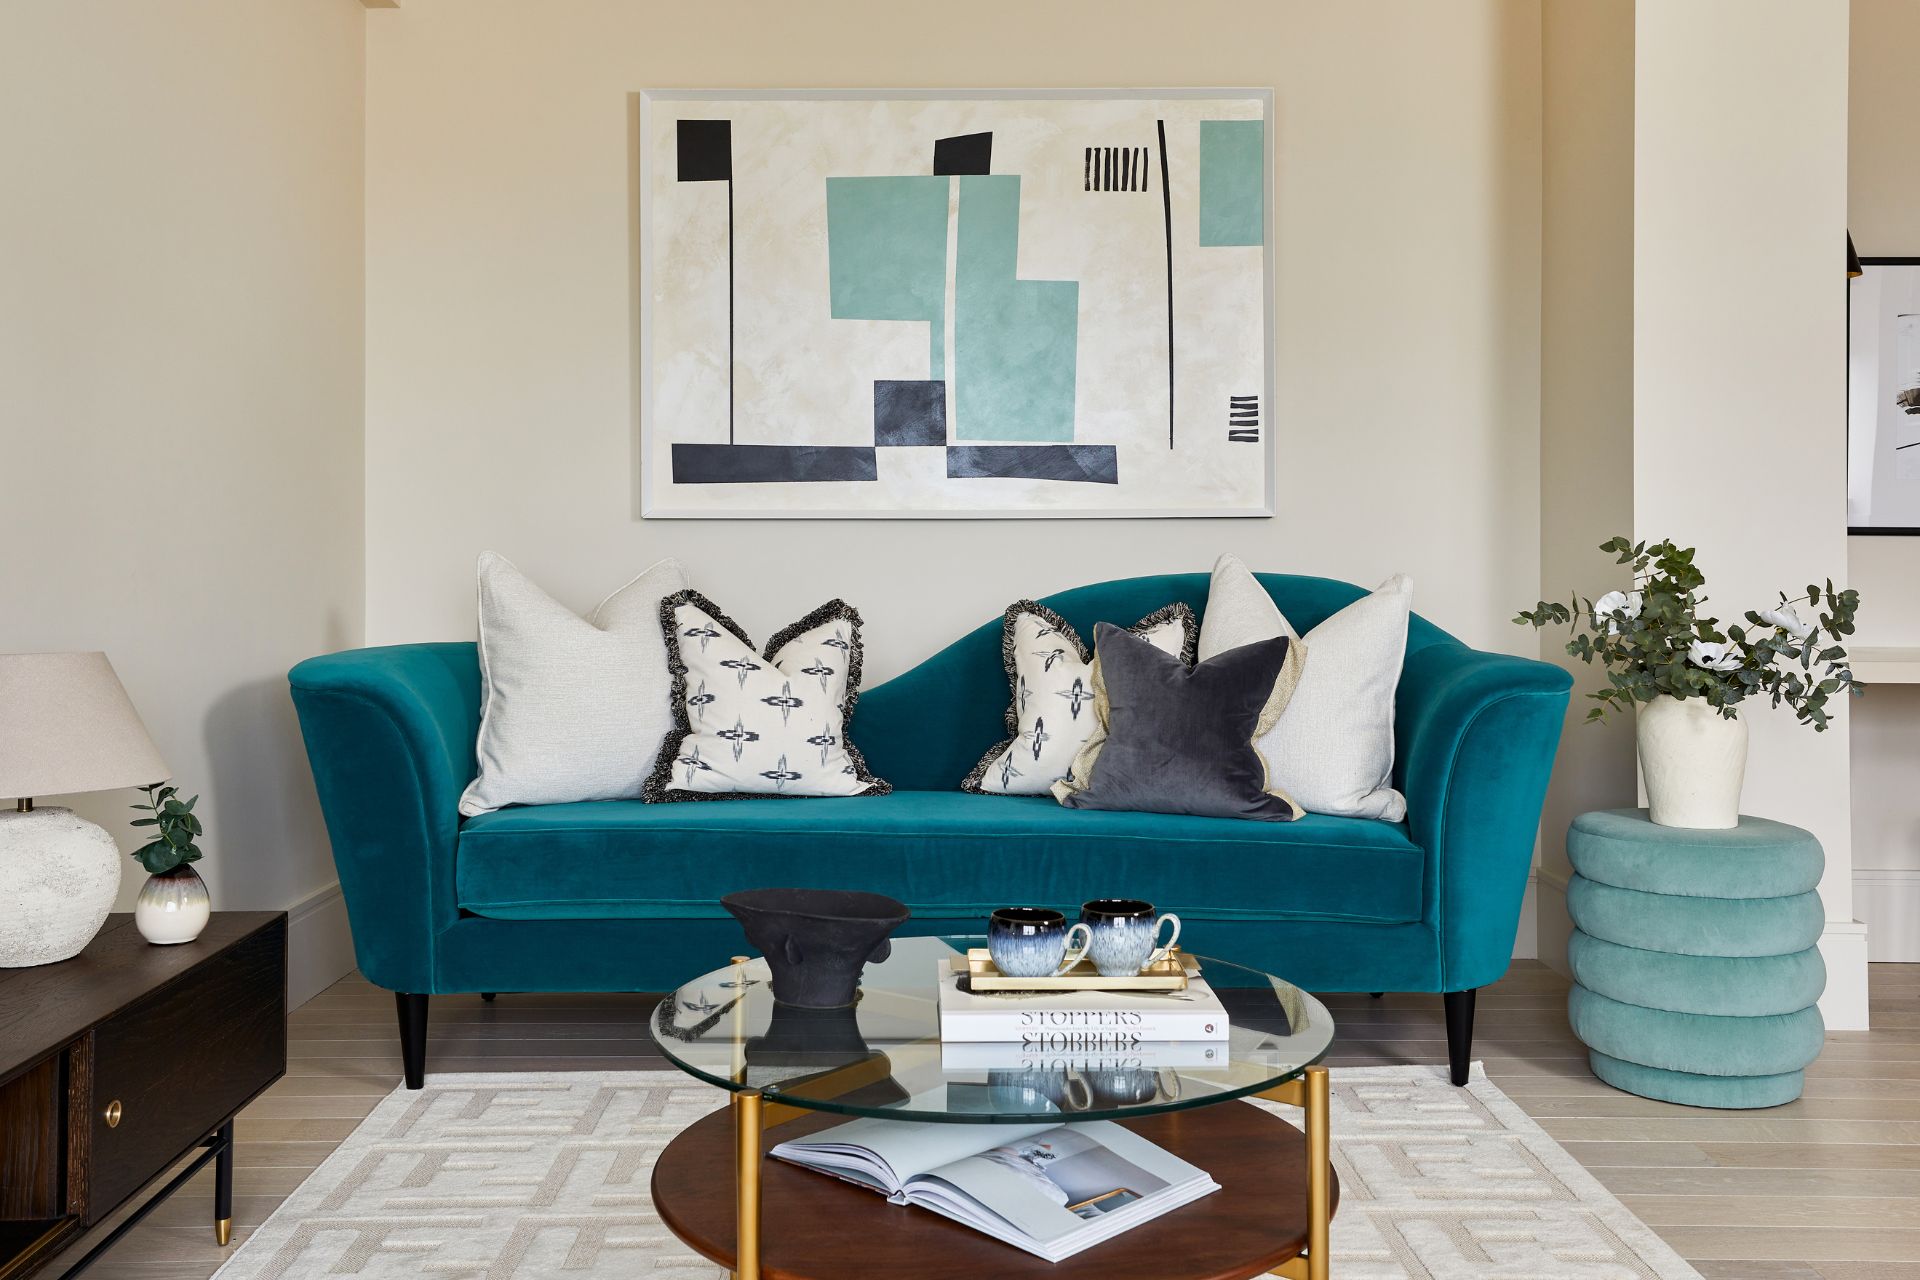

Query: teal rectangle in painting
<box><xmin>1198</xmin><ymin>119</ymin><xmax>1265</xmax><ymax>247</ymax></box>
<box><xmin>825</xmin><ymin>175</ymin><xmax>950</xmax><ymax>379</ymax></box>
<box><xmin>953</xmin><ymin>175</ymin><xmax>1079</xmax><ymax>442</ymax></box>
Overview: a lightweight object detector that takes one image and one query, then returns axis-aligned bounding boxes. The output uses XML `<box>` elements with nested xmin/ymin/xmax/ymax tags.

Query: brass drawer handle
<box><xmin>104</xmin><ymin>1100</ymin><xmax>122</xmax><ymax>1129</ymax></box>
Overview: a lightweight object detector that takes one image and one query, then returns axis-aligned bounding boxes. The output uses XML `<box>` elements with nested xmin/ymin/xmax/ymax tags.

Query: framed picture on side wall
<box><xmin>1849</xmin><ymin>257</ymin><xmax>1920</xmax><ymax>534</ymax></box>
<box><xmin>637</xmin><ymin>89</ymin><xmax>1275</xmax><ymax>519</ymax></box>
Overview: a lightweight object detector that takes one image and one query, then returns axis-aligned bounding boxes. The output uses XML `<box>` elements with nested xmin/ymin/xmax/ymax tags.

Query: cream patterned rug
<box><xmin>213</xmin><ymin>1065</ymin><xmax>1699</xmax><ymax>1279</ymax></box>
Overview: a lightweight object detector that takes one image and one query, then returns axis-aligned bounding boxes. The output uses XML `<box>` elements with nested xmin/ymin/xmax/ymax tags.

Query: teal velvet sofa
<box><xmin>289</xmin><ymin>572</ymin><xmax>1572</xmax><ymax>1089</ymax></box>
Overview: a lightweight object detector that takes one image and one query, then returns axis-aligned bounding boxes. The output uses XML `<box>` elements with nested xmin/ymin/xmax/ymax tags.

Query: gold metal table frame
<box><xmin>726</xmin><ymin>1065</ymin><xmax>1333</xmax><ymax>1280</ymax></box>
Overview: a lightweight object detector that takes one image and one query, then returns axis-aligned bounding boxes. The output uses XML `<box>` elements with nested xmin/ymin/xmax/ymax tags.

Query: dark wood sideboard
<box><xmin>0</xmin><ymin>913</ymin><xmax>286</xmax><ymax>1279</ymax></box>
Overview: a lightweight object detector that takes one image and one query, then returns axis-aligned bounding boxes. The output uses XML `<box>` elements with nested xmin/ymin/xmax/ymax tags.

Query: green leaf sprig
<box><xmin>129</xmin><ymin>782</ymin><xmax>204</xmax><ymax>874</ymax></box>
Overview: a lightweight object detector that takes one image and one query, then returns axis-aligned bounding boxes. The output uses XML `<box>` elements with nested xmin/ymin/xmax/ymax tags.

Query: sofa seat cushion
<box><xmin>455</xmin><ymin>791</ymin><xmax>1424</xmax><ymax>925</ymax></box>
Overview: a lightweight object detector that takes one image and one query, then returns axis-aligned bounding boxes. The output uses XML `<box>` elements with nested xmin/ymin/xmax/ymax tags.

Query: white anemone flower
<box><xmin>1757</xmin><ymin>604</ymin><xmax>1815</xmax><ymax>642</ymax></box>
<box><xmin>1592</xmin><ymin>590</ymin><xmax>1643</xmax><ymax>635</ymax></box>
<box><xmin>1687</xmin><ymin>639</ymin><xmax>1744</xmax><ymax>672</ymax></box>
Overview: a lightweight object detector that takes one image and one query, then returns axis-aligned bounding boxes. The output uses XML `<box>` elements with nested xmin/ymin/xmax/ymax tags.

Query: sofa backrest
<box><xmin>850</xmin><ymin>571</ymin><xmax>1458</xmax><ymax>793</ymax></box>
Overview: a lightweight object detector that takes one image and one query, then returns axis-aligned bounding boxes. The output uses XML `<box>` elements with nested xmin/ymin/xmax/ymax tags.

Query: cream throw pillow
<box><xmin>459</xmin><ymin>552</ymin><xmax>690</xmax><ymax>816</ymax></box>
<box><xmin>1197</xmin><ymin>554</ymin><xmax>1412</xmax><ymax>821</ymax></box>
<box><xmin>962</xmin><ymin>600</ymin><xmax>1195</xmax><ymax>796</ymax></box>
<box><xmin>645</xmin><ymin>591</ymin><xmax>888</xmax><ymax>800</ymax></box>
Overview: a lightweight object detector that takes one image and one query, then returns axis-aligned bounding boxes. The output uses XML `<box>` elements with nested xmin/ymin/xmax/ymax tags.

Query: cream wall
<box><xmin>1633</xmin><ymin>0</ymin><xmax>1863</xmax><ymax>1021</ymax></box>
<box><xmin>364</xmin><ymin>0</ymin><xmax>1544</xmax><ymax>694</ymax></box>
<box><xmin>0</xmin><ymin>0</ymin><xmax>366</xmax><ymax>1003</ymax></box>
<box><xmin>1536</xmin><ymin>0</ymin><xmax>1637</xmax><ymax>976</ymax></box>
<box><xmin>1846</xmin><ymin>0</ymin><xmax>1920</xmax><ymax>957</ymax></box>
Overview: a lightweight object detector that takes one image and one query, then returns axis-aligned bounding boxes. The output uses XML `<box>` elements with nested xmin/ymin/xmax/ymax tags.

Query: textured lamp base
<box><xmin>0</xmin><ymin>807</ymin><xmax>121</xmax><ymax>967</ymax></box>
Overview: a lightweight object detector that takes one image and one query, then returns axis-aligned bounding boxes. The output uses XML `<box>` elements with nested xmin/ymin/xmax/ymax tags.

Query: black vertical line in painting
<box><xmin>727</xmin><ymin>176</ymin><xmax>735</xmax><ymax>444</ymax></box>
<box><xmin>1125</xmin><ymin>146</ymin><xmax>1134</xmax><ymax>191</ymax></box>
<box><xmin>1157</xmin><ymin>119</ymin><xmax>1173</xmax><ymax>449</ymax></box>
<box><xmin>1084</xmin><ymin>148</ymin><xmax>1092</xmax><ymax>191</ymax></box>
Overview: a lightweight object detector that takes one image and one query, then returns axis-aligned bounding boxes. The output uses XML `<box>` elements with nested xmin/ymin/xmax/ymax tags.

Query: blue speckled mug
<box><xmin>1079</xmin><ymin>899</ymin><xmax>1182</xmax><ymax>977</ymax></box>
<box><xmin>988</xmin><ymin>907</ymin><xmax>1093</xmax><ymax>978</ymax></box>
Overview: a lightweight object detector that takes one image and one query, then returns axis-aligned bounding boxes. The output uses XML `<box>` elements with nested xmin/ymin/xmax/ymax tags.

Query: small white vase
<box><xmin>135</xmin><ymin>864</ymin><xmax>211</xmax><ymax>945</ymax></box>
<box><xmin>1636</xmin><ymin>694</ymin><xmax>1748</xmax><ymax>829</ymax></box>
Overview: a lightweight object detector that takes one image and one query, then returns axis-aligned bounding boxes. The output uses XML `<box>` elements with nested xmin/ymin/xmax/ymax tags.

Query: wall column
<box><xmin>1632</xmin><ymin>0</ymin><xmax>1864</xmax><ymax>1027</ymax></box>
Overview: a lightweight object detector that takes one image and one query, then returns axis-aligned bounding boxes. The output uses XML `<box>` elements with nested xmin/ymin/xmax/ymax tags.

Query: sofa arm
<box><xmin>288</xmin><ymin>643</ymin><xmax>482</xmax><ymax>993</ymax></box>
<box><xmin>1395</xmin><ymin>642</ymin><xmax>1573</xmax><ymax>992</ymax></box>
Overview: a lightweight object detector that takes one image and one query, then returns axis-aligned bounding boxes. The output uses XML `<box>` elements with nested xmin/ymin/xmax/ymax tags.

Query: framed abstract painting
<box><xmin>1849</xmin><ymin>257</ymin><xmax>1920</xmax><ymax>534</ymax></box>
<box><xmin>638</xmin><ymin>89</ymin><xmax>1274</xmax><ymax>519</ymax></box>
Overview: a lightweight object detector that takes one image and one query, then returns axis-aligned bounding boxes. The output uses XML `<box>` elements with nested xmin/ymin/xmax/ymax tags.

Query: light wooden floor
<box><xmin>70</xmin><ymin>961</ymin><xmax>1919</xmax><ymax>1279</ymax></box>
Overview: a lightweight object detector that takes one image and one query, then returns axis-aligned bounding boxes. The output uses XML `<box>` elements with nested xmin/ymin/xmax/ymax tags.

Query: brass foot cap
<box><xmin>216</xmin><ymin>1218</ymin><xmax>232</xmax><ymax>1247</ymax></box>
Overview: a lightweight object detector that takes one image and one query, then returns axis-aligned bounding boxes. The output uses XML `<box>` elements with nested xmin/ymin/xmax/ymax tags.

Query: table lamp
<box><xmin>0</xmin><ymin>652</ymin><xmax>171</xmax><ymax>967</ymax></box>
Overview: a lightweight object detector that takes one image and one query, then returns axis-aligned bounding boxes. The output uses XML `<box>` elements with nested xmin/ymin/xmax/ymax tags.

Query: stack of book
<box><xmin>935</xmin><ymin>954</ymin><xmax>1231</xmax><ymax>1050</ymax></box>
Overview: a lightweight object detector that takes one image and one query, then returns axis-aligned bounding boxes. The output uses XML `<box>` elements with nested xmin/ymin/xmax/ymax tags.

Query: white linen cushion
<box><xmin>459</xmin><ymin>552</ymin><xmax>691</xmax><ymax>816</ymax></box>
<box><xmin>962</xmin><ymin>600</ymin><xmax>1195</xmax><ymax>796</ymax></box>
<box><xmin>1197</xmin><ymin>553</ymin><xmax>1412</xmax><ymax>821</ymax></box>
<box><xmin>645</xmin><ymin>591</ymin><xmax>888</xmax><ymax>800</ymax></box>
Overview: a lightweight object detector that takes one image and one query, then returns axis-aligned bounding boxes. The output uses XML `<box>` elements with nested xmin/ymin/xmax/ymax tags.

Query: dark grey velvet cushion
<box><xmin>1053</xmin><ymin>623</ymin><xmax>1304</xmax><ymax>822</ymax></box>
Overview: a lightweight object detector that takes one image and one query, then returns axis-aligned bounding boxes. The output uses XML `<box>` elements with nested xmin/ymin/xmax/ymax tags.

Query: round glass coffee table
<box><xmin>648</xmin><ymin>935</ymin><xmax>1337</xmax><ymax>1280</ymax></box>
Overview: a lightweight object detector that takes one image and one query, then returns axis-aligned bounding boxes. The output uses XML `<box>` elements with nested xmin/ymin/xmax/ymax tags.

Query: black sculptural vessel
<box><xmin>720</xmin><ymin>888</ymin><xmax>911</xmax><ymax>1009</ymax></box>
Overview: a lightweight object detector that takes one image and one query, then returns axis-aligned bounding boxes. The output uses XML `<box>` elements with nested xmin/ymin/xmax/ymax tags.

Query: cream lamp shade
<box><xmin>0</xmin><ymin>652</ymin><xmax>171</xmax><ymax>801</ymax></box>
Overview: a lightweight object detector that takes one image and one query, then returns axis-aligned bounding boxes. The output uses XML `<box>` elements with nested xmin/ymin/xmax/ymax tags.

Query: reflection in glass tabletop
<box><xmin>648</xmin><ymin>935</ymin><xmax>1334</xmax><ymax>1125</ymax></box>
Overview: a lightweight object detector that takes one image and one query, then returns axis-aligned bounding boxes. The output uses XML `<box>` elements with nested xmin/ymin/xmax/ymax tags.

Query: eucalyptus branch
<box><xmin>1515</xmin><ymin>537</ymin><xmax>1862</xmax><ymax>730</ymax></box>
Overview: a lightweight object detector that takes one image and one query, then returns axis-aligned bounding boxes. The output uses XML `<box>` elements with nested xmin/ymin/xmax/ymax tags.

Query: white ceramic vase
<box><xmin>135</xmin><ymin>864</ymin><xmax>211</xmax><ymax>945</ymax></box>
<box><xmin>1636</xmin><ymin>694</ymin><xmax>1748</xmax><ymax>829</ymax></box>
<box><xmin>0</xmin><ymin>806</ymin><xmax>121</xmax><ymax>967</ymax></box>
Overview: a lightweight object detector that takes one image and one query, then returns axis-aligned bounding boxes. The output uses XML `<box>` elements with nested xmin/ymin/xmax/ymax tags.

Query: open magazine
<box><xmin>770</xmin><ymin>1115</ymin><xmax>1218</xmax><ymax>1262</ymax></box>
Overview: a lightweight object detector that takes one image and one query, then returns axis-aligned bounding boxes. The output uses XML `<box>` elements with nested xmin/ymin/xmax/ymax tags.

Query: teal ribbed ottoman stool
<box><xmin>1565</xmin><ymin>808</ymin><xmax>1826</xmax><ymax>1109</ymax></box>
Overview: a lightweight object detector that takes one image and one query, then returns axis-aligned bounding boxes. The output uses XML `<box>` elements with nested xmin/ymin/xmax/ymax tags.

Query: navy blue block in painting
<box><xmin>676</xmin><ymin>119</ymin><xmax>733</xmax><ymax>182</ymax></box>
<box><xmin>874</xmin><ymin>380</ymin><xmax>947</xmax><ymax>446</ymax></box>
<box><xmin>933</xmin><ymin>132</ymin><xmax>993</xmax><ymax>176</ymax></box>
<box><xmin>672</xmin><ymin>443</ymin><xmax>877</xmax><ymax>484</ymax></box>
<box><xmin>947</xmin><ymin>444</ymin><xmax>1118</xmax><ymax>484</ymax></box>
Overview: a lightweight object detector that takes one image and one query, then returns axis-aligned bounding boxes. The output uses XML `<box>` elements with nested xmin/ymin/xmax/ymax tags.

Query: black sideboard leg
<box><xmin>396</xmin><ymin>992</ymin><xmax>429</xmax><ymax>1090</ymax></box>
<box><xmin>213</xmin><ymin>1120</ymin><xmax>234</xmax><ymax>1246</ymax></box>
<box><xmin>481</xmin><ymin>992</ymin><xmax>497</xmax><ymax>1003</ymax></box>
<box><xmin>1443</xmin><ymin>989</ymin><xmax>1477</xmax><ymax>1086</ymax></box>
<box><xmin>1369</xmin><ymin>992</ymin><xmax>1383</xmax><ymax>999</ymax></box>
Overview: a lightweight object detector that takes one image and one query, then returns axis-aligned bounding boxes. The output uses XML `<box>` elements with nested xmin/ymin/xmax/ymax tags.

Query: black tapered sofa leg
<box><xmin>396</xmin><ymin>992</ymin><xmax>429</xmax><ymax>1090</ymax></box>
<box><xmin>1443</xmin><ymin>988</ymin><xmax>1477</xmax><ymax>1086</ymax></box>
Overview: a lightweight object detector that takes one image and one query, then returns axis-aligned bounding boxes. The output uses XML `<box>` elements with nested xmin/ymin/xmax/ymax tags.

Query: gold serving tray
<box><xmin>957</xmin><ymin>947</ymin><xmax>1195</xmax><ymax>992</ymax></box>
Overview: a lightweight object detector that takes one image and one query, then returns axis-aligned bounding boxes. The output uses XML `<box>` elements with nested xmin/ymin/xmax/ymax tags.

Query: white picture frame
<box><xmin>637</xmin><ymin>88</ymin><xmax>1276</xmax><ymax>519</ymax></box>
<box><xmin>1848</xmin><ymin>257</ymin><xmax>1920</xmax><ymax>534</ymax></box>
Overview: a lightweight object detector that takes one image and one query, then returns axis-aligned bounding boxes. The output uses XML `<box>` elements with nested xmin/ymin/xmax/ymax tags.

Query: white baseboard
<box><xmin>1819</xmin><ymin>919</ymin><xmax>1871</xmax><ymax>1031</ymax></box>
<box><xmin>287</xmin><ymin>880</ymin><xmax>356</xmax><ymax>1009</ymax></box>
<box><xmin>1511</xmin><ymin>870</ymin><xmax>1539</xmax><ymax>960</ymax></box>
<box><xmin>1855</xmin><ymin>868</ymin><xmax>1920</xmax><ymax>963</ymax></box>
<box><xmin>1533</xmin><ymin>862</ymin><xmax>1573</xmax><ymax>977</ymax></box>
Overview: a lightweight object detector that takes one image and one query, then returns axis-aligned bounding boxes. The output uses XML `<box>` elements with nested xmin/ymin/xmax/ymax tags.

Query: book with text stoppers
<box><xmin>935</xmin><ymin>959</ymin><xmax>1231</xmax><ymax>1043</ymax></box>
